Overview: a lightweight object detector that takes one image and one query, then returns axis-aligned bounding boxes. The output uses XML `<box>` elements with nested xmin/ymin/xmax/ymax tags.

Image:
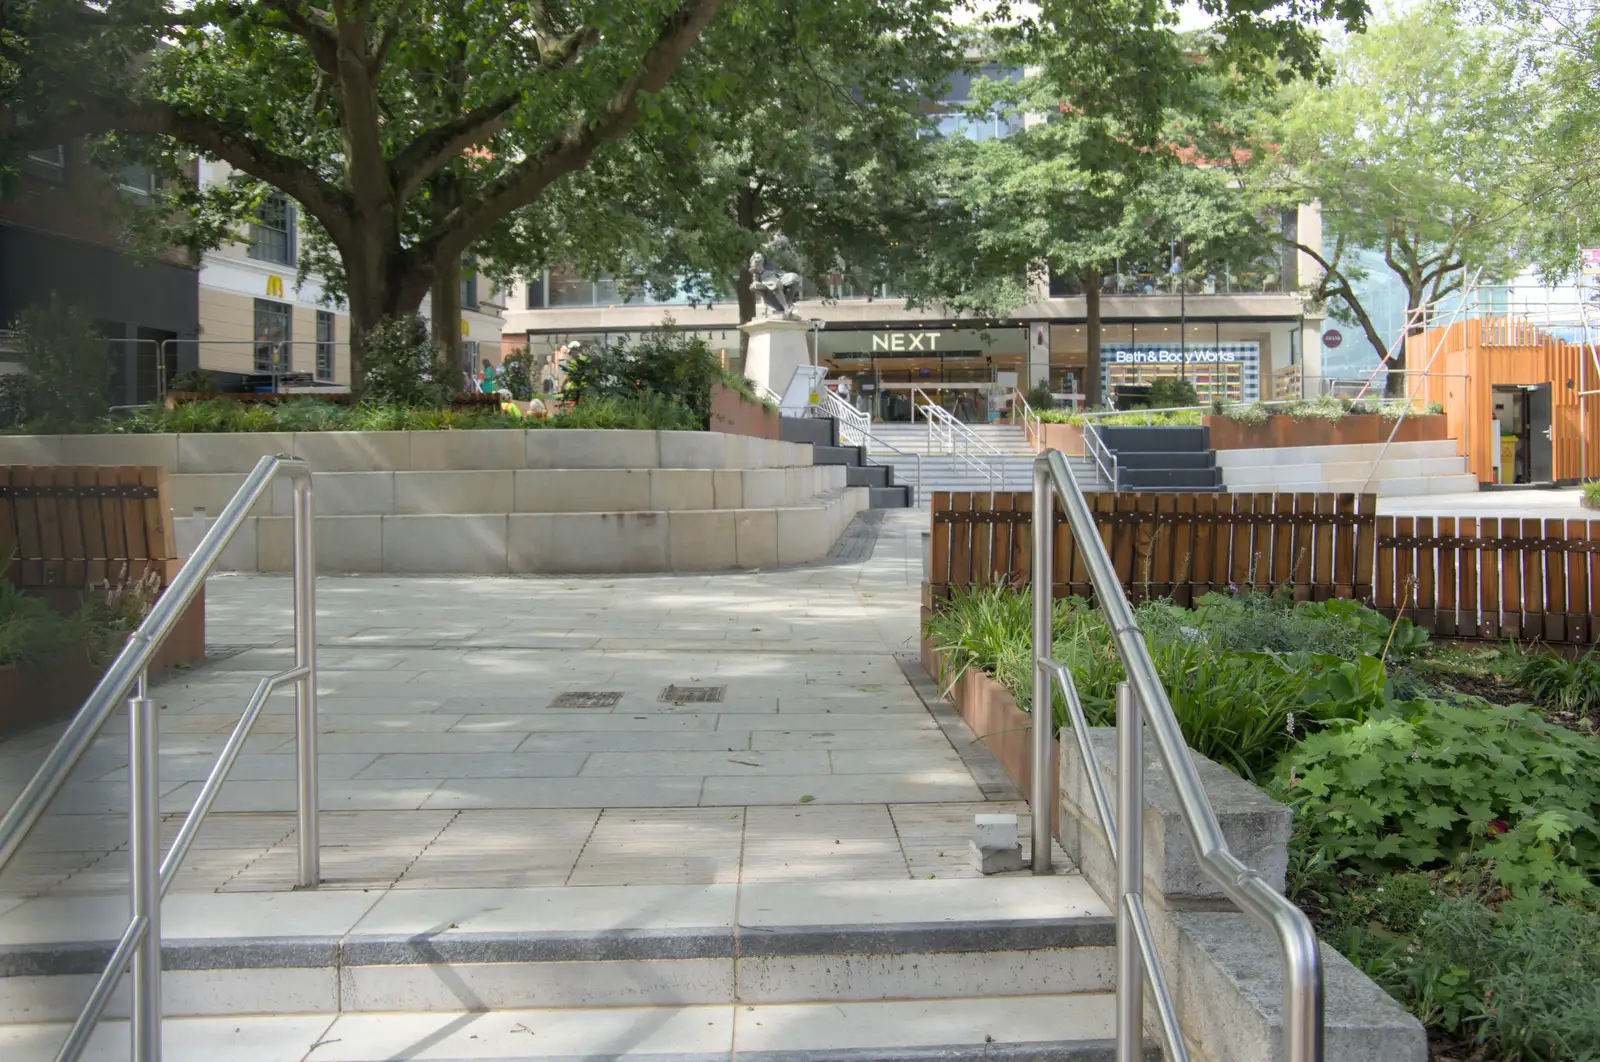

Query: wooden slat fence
<box><xmin>927</xmin><ymin>491</ymin><xmax>1600</xmax><ymax>645</ymax></box>
<box><xmin>0</xmin><ymin>465</ymin><xmax>179</xmax><ymax>591</ymax></box>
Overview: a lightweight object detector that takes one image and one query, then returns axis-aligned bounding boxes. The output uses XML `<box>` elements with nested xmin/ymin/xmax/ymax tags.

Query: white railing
<box><xmin>910</xmin><ymin>387</ymin><xmax>1007</xmax><ymax>490</ymax></box>
<box><xmin>1011</xmin><ymin>388</ymin><xmax>1043</xmax><ymax>453</ymax></box>
<box><xmin>822</xmin><ymin>389</ymin><xmax>920</xmax><ymax>505</ymax></box>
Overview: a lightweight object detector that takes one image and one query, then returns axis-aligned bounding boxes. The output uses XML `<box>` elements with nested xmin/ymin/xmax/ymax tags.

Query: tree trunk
<box><xmin>1084</xmin><ymin>269</ymin><xmax>1103</xmax><ymax>408</ymax></box>
<box><xmin>432</xmin><ymin>256</ymin><xmax>464</xmax><ymax>389</ymax></box>
<box><xmin>735</xmin><ymin>268</ymin><xmax>756</xmax><ymax>365</ymax></box>
<box><xmin>1385</xmin><ymin>288</ymin><xmax>1427</xmax><ymax>399</ymax></box>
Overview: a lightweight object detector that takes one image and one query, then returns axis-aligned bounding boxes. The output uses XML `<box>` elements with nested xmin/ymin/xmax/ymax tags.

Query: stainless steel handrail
<box><xmin>1080</xmin><ymin>419</ymin><xmax>1120</xmax><ymax>490</ymax></box>
<box><xmin>911</xmin><ymin>389</ymin><xmax>1004</xmax><ymax>491</ymax></box>
<box><xmin>0</xmin><ymin>454</ymin><xmax>320</xmax><ymax>1062</ymax></box>
<box><xmin>1031</xmin><ymin>448</ymin><xmax>1323</xmax><ymax>1062</ymax></box>
<box><xmin>822</xmin><ymin>390</ymin><xmax>922</xmax><ymax>506</ymax></box>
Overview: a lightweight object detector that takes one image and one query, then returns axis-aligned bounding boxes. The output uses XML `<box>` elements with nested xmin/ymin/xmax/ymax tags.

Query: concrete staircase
<box><xmin>0</xmin><ymin>879</ymin><xmax>1132</xmax><ymax>1062</ymax></box>
<box><xmin>859</xmin><ymin>421</ymin><xmax>1052</xmax><ymax>501</ymax></box>
<box><xmin>865</xmin><ymin>421</ymin><xmax>1035</xmax><ymax>456</ymax></box>
<box><xmin>781</xmin><ymin>416</ymin><xmax>914</xmax><ymax>508</ymax></box>
<box><xmin>1216</xmin><ymin>440</ymin><xmax>1478</xmax><ymax>496</ymax></box>
<box><xmin>1098</xmin><ymin>427</ymin><xmax>1224</xmax><ymax>492</ymax></box>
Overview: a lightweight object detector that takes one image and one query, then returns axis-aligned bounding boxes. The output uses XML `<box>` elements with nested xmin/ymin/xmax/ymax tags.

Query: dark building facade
<box><xmin>0</xmin><ymin>145</ymin><xmax>199</xmax><ymax>405</ymax></box>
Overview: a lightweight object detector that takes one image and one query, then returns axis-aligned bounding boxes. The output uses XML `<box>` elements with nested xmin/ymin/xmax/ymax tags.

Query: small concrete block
<box><xmin>723</xmin><ymin>433</ymin><xmax>764</xmax><ymax>469</ymax></box>
<box><xmin>526</xmin><ymin>429</ymin><xmax>657</xmax><ymax>470</ymax></box>
<box><xmin>62</xmin><ymin>433</ymin><xmax>178</xmax><ymax>470</ymax></box>
<box><xmin>776</xmin><ymin>505</ymin><xmax>831</xmax><ymax>566</ymax></box>
<box><xmin>380</xmin><ymin>514</ymin><xmax>508</xmax><ymax>574</ymax></box>
<box><xmin>734</xmin><ymin>509</ymin><xmax>779</xmax><ymax>569</ymax></box>
<box><xmin>668</xmin><ymin>510</ymin><xmax>739</xmax><ymax>572</ymax></box>
<box><xmin>712</xmin><ymin>470</ymin><xmax>743</xmax><ymax>509</ymax></box>
<box><xmin>392</xmin><ymin>470</ymin><xmax>513</xmax><ymax>514</ymax></box>
<box><xmin>650</xmin><ymin>469</ymin><xmax>716</xmax><ymax>510</ymax></box>
<box><xmin>292</xmin><ymin>431</ymin><xmax>410</xmax><ymax>472</ymax></box>
<box><xmin>176</xmin><ymin>433</ymin><xmax>296</xmax><ymax>473</ymax></box>
<box><xmin>407</xmin><ymin>430</ymin><xmax>524</xmax><ymax>471</ymax></box>
<box><xmin>974</xmin><ymin>813</ymin><xmax>1019</xmax><ymax>850</ymax></box>
<box><xmin>660</xmin><ymin>431</ymin><xmax>728</xmax><ymax>470</ymax></box>
<box><xmin>969</xmin><ymin>839</ymin><xmax>1026</xmax><ymax>874</ymax></box>
<box><xmin>543</xmin><ymin>512</ymin><xmax>670</xmax><ymax>573</ymax></box>
<box><xmin>513</xmin><ymin>469</ymin><xmax>652</xmax><ymax>512</ymax></box>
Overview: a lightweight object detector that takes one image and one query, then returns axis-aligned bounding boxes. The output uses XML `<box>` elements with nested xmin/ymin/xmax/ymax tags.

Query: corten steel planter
<box><xmin>708</xmin><ymin>382</ymin><xmax>782</xmax><ymax>440</ymax></box>
<box><xmin>922</xmin><ymin>637</ymin><xmax>1059</xmax><ymax>831</ymax></box>
<box><xmin>1202</xmin><ymin>413</ymin><xmax>1450</xmax><ymax>451</ymax></box>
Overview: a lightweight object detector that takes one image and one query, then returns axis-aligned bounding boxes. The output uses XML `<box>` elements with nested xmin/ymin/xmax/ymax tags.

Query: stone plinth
<box><xmin>741</xmin><ymin>318</ymin><xmax>812</xmax><ymax>398</ymax></box>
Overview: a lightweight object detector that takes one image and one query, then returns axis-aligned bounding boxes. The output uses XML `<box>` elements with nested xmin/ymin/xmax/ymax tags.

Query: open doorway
<box><xmin>1491</xmin><ymin>384</ymin><xmax>1555</xmax><ymax>484</ymax></box>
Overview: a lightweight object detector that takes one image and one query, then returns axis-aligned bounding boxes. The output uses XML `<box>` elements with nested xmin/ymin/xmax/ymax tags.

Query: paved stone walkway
<box><xmin>1</xmin><ymin>511</ymin><xmax>1055</xmax><ymax>898</ymax></box>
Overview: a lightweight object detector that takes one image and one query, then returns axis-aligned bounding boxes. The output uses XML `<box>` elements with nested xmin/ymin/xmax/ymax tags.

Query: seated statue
<box><xmin>749</xmin><ymin>251</ymin><xmax>802</xmax><ymax>320</ymax></box>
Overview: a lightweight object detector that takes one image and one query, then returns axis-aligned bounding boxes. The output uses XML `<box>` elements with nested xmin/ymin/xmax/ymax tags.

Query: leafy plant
<box><xmin>1222</xmin><ymin>401</ymin><xmax>1271</xmax><ymax>426</ymax></box>
<box><xmin>718</xmin><ymin>370</ymin><xmax>774</xmax><ymax>411</ymax></box>
<box><xmin>6</xmin><ymin>295</ymin><xmax>116</xmax><ymax>428</ymax></box>
<box><xmin>1517</xmin><ymin>648</ymin><xmax>1600</xmax><ymax>714</ymax></box>
<box><xmin>1025</xmin><ymin>379</ymin><xmax>1054</xmax><ymax>411</ymax></box>
<box><xmin>360</xmin><ymin>315</ymin><xmax>451</xmax><ymax>407</ymax></box>
<box><xmin>1582</xmin><ymin>480</ymin><xmax>1600</xmax><ymax>512</ymax></box>
<box><xmin>169</xmin><ymin>369</ymin><xmax>219</xmax><ymax>393</ymax></box>
<box><xmin>563</xmin><ymin>321</ymin><xmax>720</xmax><ymax>423</ymax></box>
<box><xmin>1288</xmin><ymin>393</ymin><xmax>1346</xmax><ymax>422</ymax></box>
<box><xmin>1279</xmin><ymin>699</ymin><xmax>1600</xmax><ymax>897</ymax></box>
<box><xmin>1145</xmin><ymin>376</ymin><xmax>1198</xmax><ymax>409</ymax></box>
<box><xmin>497</xmin><ymin>351</ymin><xmax>536</xmax><ymax>402</ymax></box>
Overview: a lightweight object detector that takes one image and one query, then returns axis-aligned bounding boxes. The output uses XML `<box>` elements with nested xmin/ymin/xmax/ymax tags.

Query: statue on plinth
<box><xmin>748</xmin><ymin>240</ymin><xmax>803</xmax><ymax>321</ymax></box>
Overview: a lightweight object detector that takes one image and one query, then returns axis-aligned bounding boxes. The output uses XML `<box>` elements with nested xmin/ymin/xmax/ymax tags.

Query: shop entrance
<box><xmin>1491</xmin><ymin>384</ymin><xmax>1555</xmax><ymax>484</ymax></box>
<box><xmin>823</xmin><ymin>353</ymin><xmax>1022</xmax><ymax>423</ymax></box>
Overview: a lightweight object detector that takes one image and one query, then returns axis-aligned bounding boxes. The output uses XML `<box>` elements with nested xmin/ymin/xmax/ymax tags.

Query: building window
<box><xmin>525</xmin><ymin>272</ymin><xmax>547</xmax><ymax>309</ymax></box>
<box><xmin>254</xmin><ymin>299</ymin><xmax>293</xmax><ymax>373</ymax></box>
<box><xmin>25</xmin><ymin>144</ymin><xmax>66</xmax><ymax>182</ymax></box>
<box><xmin>315</xmin><ymin>310</ymin><xmax>335</xmax><ymax>382</ymax></box>
<box><xmin>249</xmin><ymin>193</ymin><xmax>296</xmax><ymax>266</ymax></box>
<box><xmin>460</xmin><ymin>259</ymin><xmax>479</xmax><ymax>311</ymax></box>
<box><xmin>118</xmin><ymin>163</ymin><xmax>156</xmax><ymax>197</ymax></box>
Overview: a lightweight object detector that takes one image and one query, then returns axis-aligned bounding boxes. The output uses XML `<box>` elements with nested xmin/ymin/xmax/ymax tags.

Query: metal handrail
<box><xmin>1010</xmin><ymin>388</ymin><xmax>1043</xmax><ymax>453</ymax></box>
<box><xmin>910</xmin><ymin>389</ymin><xmax>1006</xmax><ymax>491</ymax></box>
<box><xmin>1031</xmin><ymin>448</ymin><xmax>1323</xmax><ymax>1062</ymax></box>
<box><xmin>821</xmin><ymin>390</ymin><xmax>922</xmax><ymax>506</ymax></box>
<box><xmin>1080</xmin><ymin>420</ymin><xmax>1120</xmax><ymax>491</ymax></box>
<box><xmin>0</xmin><ymin>454</ymin><xmax>320</xmax><ymax>1062</ymax></box>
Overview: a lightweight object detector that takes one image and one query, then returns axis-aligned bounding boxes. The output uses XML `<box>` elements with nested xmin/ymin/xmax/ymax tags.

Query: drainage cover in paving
<box><xmin>549</xmin><ymin>691</ymin><xmax>624</xmax><ymax>708</ymax></box>
<box><xmin>660</xmin><ymin>685</ymin><xmax>726</xmax><ymax>704</ymax></box>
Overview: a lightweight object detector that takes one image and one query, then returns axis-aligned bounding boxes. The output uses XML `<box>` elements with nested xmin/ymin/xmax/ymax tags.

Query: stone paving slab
<box><xmin>0</xmin><ymin>512</ymin><xmax>1071</xmax><ymax>901</ymax></box>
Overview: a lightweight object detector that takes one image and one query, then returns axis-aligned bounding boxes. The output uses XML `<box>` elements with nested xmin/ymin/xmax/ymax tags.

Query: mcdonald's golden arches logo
<box><xmin>265</xmin><ymin>275</ymin><xmax>284</xmax><ymax>298</ymax></box>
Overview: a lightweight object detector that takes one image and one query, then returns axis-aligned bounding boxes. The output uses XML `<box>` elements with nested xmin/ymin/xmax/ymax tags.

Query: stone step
<box><xmin>0</xmin><ymin>880</ymin><xmax>1113</xmax><ymax>1024</ymax></box>
<box><xmin>0</xmin><ymin>995</ymin><xmax>1138</xmax><ymax>1061</ymax></box>
<box><xmin>171</xmin><ymin>488</ymin><xmax>871</xmax><ymax>574</ymax></box>
<box><xmin>171</xmin><ymin>466</ymin><xmax>847</xmax><ymax>518</ymax></box>
<box><xmin>1244</xmin><ymin>473</ymin><xmax>1481</xmax><ymax>497</ymax></box>
<box><xmin>1221</xmin><ymin>456</ymin><xmax>1468</xmax><ymax>488</ymax></box>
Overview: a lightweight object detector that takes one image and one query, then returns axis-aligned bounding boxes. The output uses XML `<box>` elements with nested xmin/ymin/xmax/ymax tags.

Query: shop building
<box><xmin>193</xmin><ymin>162</ymin><xmax>507</xmax><ymax>391</ymax></box>
<box><xmin>500</xmin><ymin>208</ymin><xmax>1324</xmax><ymax>419</ymax></box>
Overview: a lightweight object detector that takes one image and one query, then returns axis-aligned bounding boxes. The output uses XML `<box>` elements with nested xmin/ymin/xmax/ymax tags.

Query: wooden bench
<box><xmin>0</xmin><ymin>465</ymin><xmax>205</xmax><ymax>733</ymax></box>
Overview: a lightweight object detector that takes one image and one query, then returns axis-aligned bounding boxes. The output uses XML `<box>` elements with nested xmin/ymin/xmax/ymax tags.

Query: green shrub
<box><xmin>497</xmin><ymin>350</ymin><xmax>536</xmax><ymax>401</ymax></box>
<box><xmin>1517</xmin><ymin>647</ymin><xmax>1600</xmax><ymax>714</ymax></box>
<box><xmin>1025</xmin><ymin>379</ymin><xmax>1054</xmax><ymax>410</ymax></box>
<box><xmin>1582</xmin><ymin>480</ymin><xmax>1600</xmax><ymax>512</ymax></box>
<box><xmin>361</xmin><ymin>315</ymin><xmax>451</xmax><ymax>407</ymax></box>
<box><xmin>718</xmin><ymin>370</ymin><xmax>774</xmax><ymax>411</ymax></box>
<box><xmin>272</xmin><ymin>397</ymin><xmax>347</xmax><ymax>432</ymax></box>
<box><xmin>1222</xmin><ymin>401</ymin><xmax>1271</xmax><ymax>426</ymax></box>
<box><xmin>6</xmin><ymin>295</ymin><xmax>116</xmax><ymax>428</ymax></box>
<box><xmin>169</xmin><ymin>369</ymin><xmax>219</xmax><ymax>393</ymax></box>
<box><xmin>1146</xmin><ymin>377</ymin><xmax>1198</xmax><ymax>409</ymax></box>
<box><xmin>544</xmin><ymin>394</ymin><xmax>699</xmax><ymax>431</ymax></box>
<box><xmin>563</xmin><ymin>321</ymin><xmax>720</xmax><ymax>422</ymax></box>
<box><xmin>1288</xmin><ymin>393</ymin><xmax>1346</xmax><ymax>422</ymax></box>
<box><xmin>1279</xmin><ymin>699</ymin><xmax>1600</xmax><ymax>897</ymax></box>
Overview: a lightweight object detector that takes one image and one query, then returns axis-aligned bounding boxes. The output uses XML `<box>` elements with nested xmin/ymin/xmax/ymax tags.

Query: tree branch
<box><xmin>1291</xmin><ymin>239</ymin><xmax>1391</xmax><ymax>363</ymax></box>
<box><xmin>421</xmin><ymin>0</ymin><xmax>723</xmax><ymax>265</ymax></box>
<box><xmin>367</xmin><ymin>0</ymin><xmax>414</xmax><ymax>75</ymax></box>
<box><xmin>391</xmin><ymin>93</ymin><xmax>524</xmax><ymax>202</ymax></box>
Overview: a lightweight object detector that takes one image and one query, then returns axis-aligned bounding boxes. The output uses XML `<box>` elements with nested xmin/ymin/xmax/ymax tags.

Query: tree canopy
<box><xmin>1262</xmin><ymin>1</ymin><xmax>1531</xmax><ymax>393</ymax></box>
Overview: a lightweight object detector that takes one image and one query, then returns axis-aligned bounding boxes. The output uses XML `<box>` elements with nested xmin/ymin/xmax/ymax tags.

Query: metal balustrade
<box><xmin>1030</xmin><ymin>448</ymin><xmax>1324</xmax><ymax>1062</ymax></box>
<box><xmin>0</xmin><ymin>455</ymin><xmax>320</xmax><ymax>1062</ymax></box>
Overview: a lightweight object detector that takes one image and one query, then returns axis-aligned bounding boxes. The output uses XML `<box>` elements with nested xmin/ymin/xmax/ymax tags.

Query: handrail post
<box><xmin>1031</xmin><ymin>456</ymin><xmax>1054</xmax><ymax>874</ymax></box>
<box><xmin>1115</xmin><ymin>681</ymin><xmax>1144</xmax><ymax>1062</ymax></box>
<box><xmin>291</xmin><ymin>471</ymin><xmax>320</xmax><ymax>889</ymax></box>
<box><xmin>128</xmin><ymin>669</ymin><xmax>161</xmax><ymax>1062</ymax></box>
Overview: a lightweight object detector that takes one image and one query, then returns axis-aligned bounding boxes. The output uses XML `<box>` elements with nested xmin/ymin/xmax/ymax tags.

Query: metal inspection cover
<box><xmin>549</xmin><ymin>691</ymin><xmax>624</xmax><ymax>709</ymax></box>
<box><xmin>659</xmin><ymin>685</ymin><xmax>727</xmax><ymax>704</ymax></box>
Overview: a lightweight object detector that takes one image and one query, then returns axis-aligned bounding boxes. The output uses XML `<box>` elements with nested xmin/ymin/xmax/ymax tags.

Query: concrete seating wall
<box><xmin>0</xmin><ymin>429</ymin><xmax>812</xmax><ymax>474</ymax></box>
